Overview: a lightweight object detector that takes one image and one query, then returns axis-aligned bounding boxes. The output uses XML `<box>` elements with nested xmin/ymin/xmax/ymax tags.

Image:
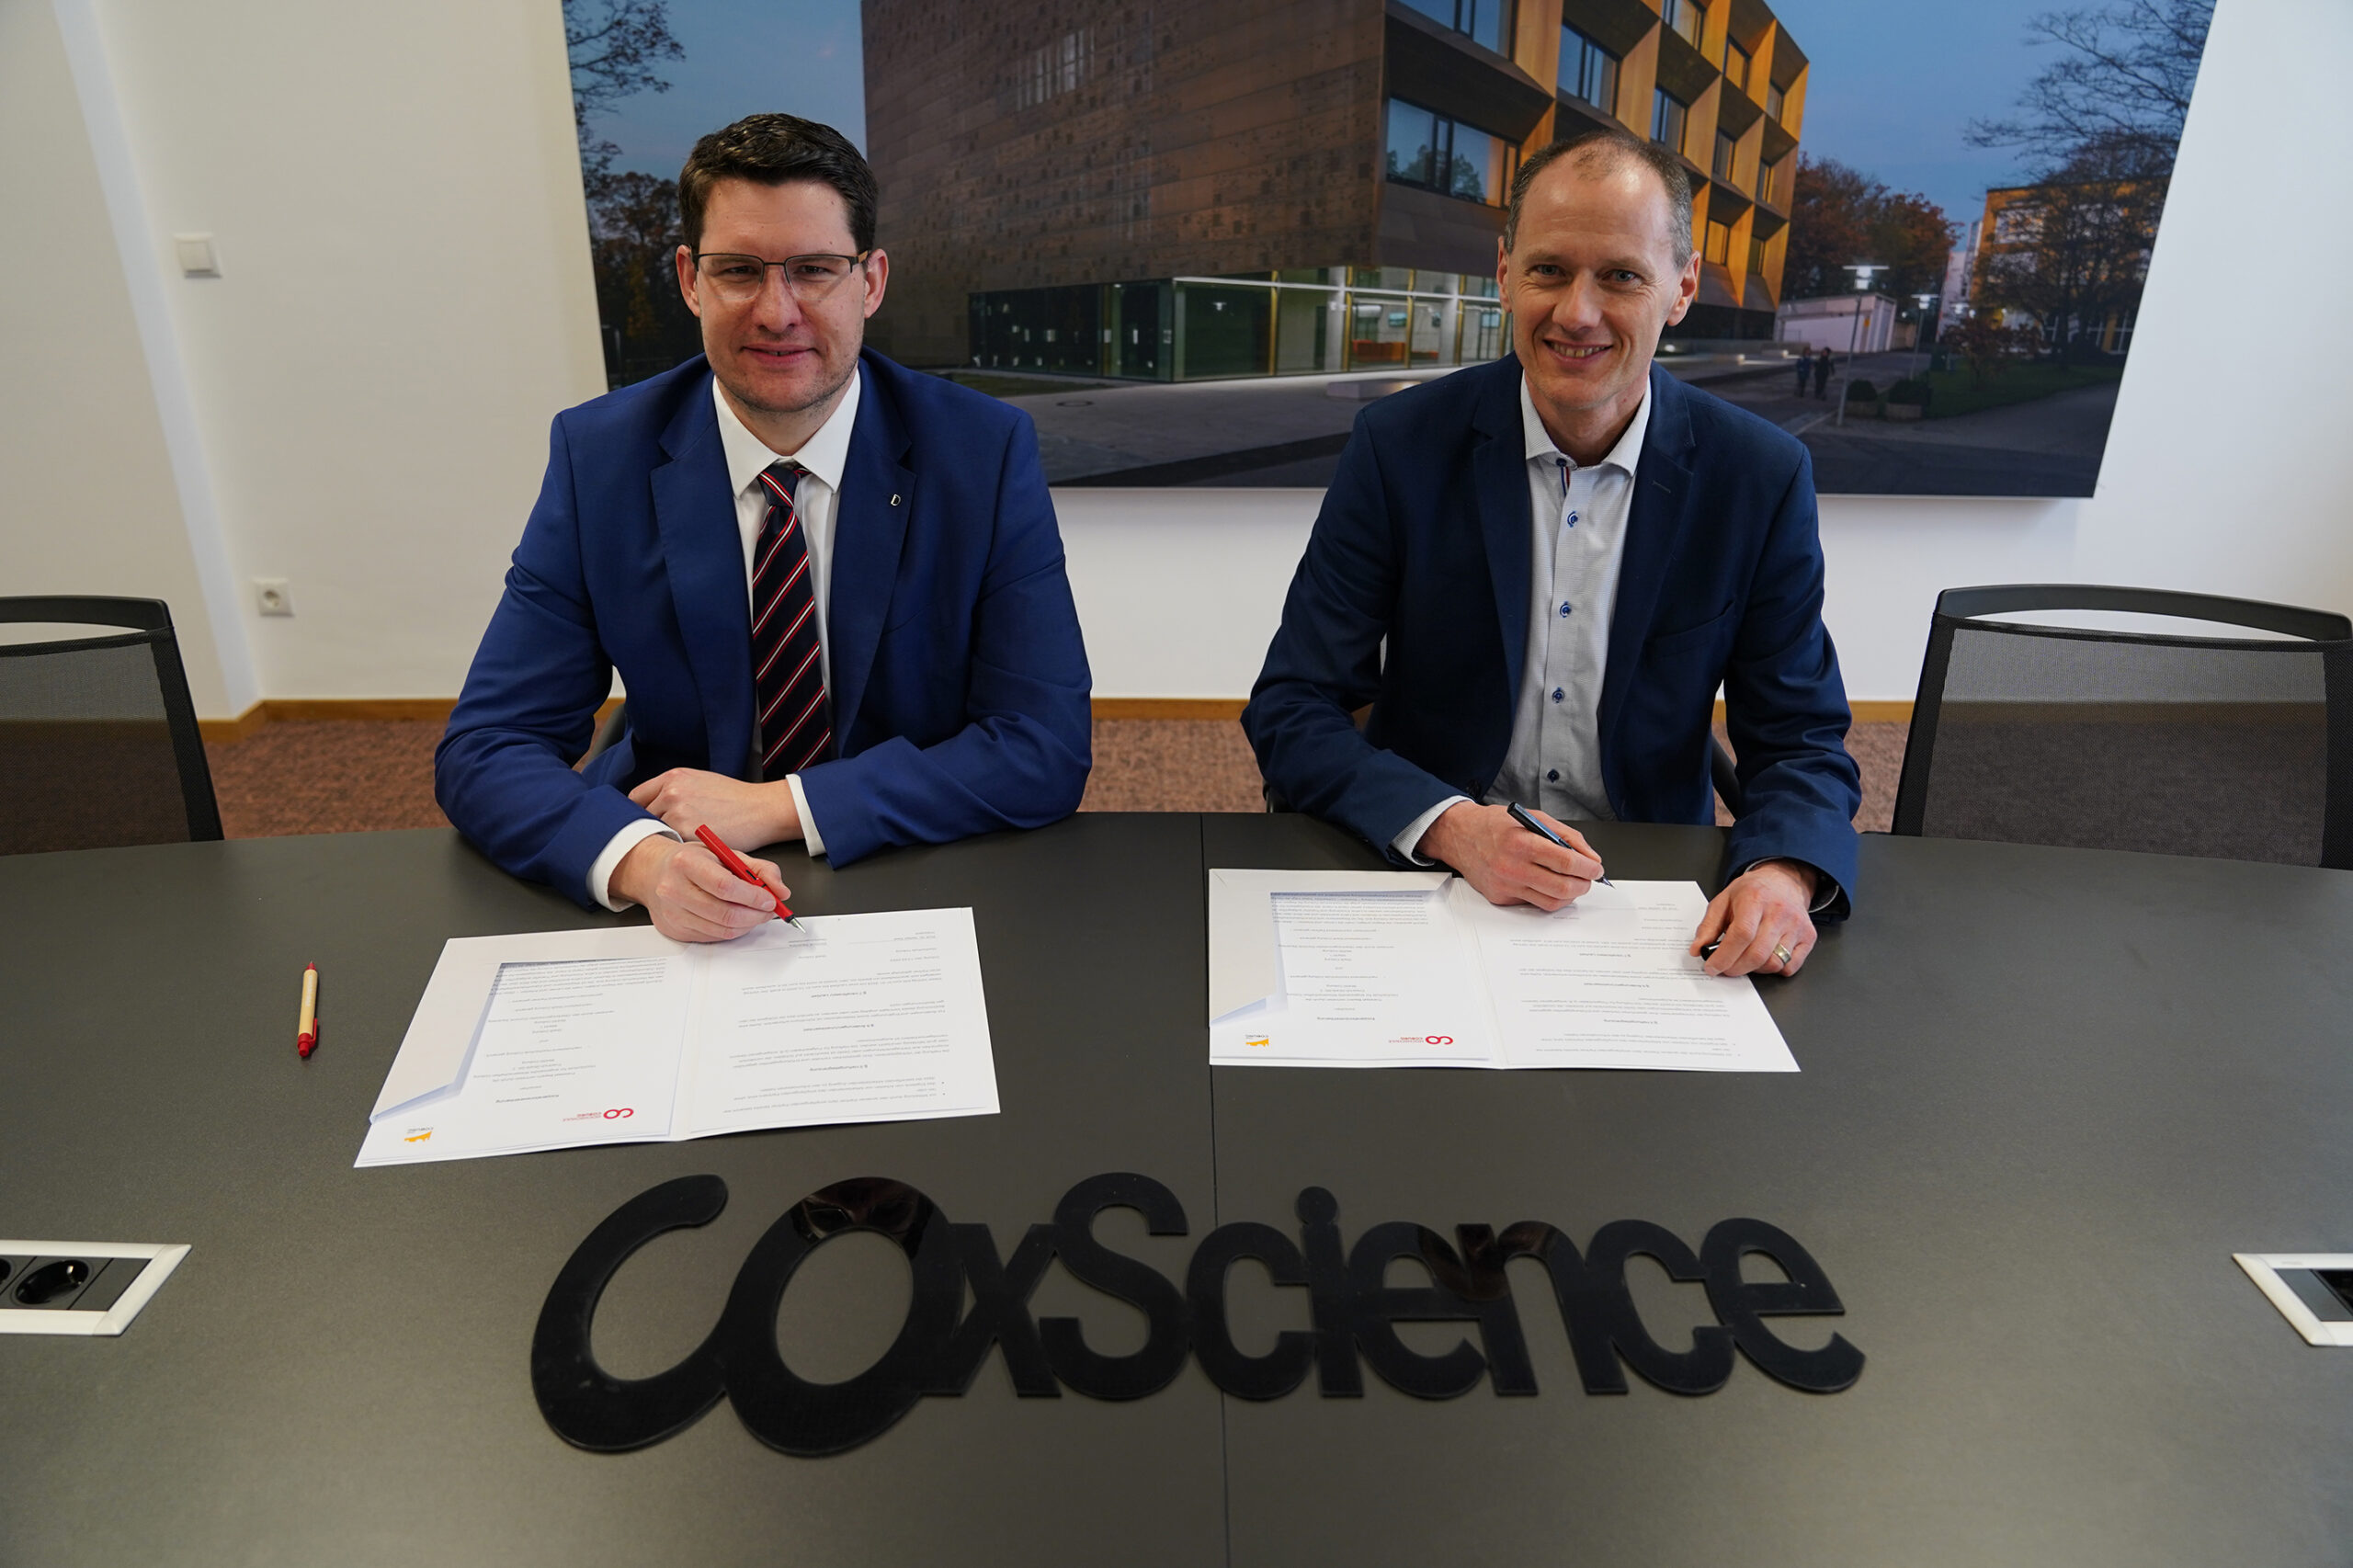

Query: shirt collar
<box><xmin>1519</xmin><ymin>371</ymin><xmax>1650</xmax><ymax>481</ymax></box>
<box><xmin>712</xmin><ymin>365</ymin><xmax>862</xmax><ymax>497</ymax></box>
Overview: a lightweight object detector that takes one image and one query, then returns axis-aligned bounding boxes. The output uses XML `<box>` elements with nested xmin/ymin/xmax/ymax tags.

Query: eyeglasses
<box><xmin>693</xmin><ymin>251</ymin><xmax>871</xmax><ymax>305</ymax></box>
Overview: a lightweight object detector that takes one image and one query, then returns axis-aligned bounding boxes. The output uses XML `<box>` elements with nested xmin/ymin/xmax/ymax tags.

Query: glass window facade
<box><xmin>1385</xmin><ymin>99</ymin><xmax>1518</xmax><ymax>207</ymax></box>
<box><xmin>1766</xmin><ymin>81</ymin><xmax>1786</xmax><ymax>122</ymax></box>
<box><xmin>1712</xmin><ymin>130</ymin><xmax>1736</xmax><ymax>183</ymax></box>
<box><xmin>1558</xmin><ymin>25</ymin><xmax>1620</xmax><ymax>115</ymax></box>
<box><xmin>1651</xmin><ymin>88</ymin><xmax>1688</xmax><ymax>155</ymax></box>
<box><xmin>970</xmin><ymin>270</ymin><xmax>1511</xmax><ymax>382</ymax></box>
<box><xmin>1662</xmin><ymin>0</ymin><xmax>1703</xmax><ymax>48</ymax></box>
<box><xmin>1395</xmin><ymin>0</ymin><xmax>1516</xmax><ymax>57</ymax></box>
<box><xmin>1704</xmin><ymin>220</ymin><xmax>1731</xmax><ymax>266</ymax></box>
<box><xmin>1723</xmin><ymin>40</ymin><xmax>1749</xmax><ymax>92</ymax></box>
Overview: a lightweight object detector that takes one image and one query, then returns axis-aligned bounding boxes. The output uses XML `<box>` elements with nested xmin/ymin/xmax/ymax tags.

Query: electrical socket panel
<box><xmin>0</xmin><ymin>1243</ymin><xmax>189</xmax><ymax>1336</ymax></box>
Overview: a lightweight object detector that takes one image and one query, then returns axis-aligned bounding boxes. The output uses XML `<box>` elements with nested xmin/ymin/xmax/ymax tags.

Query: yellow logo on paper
<box><xmin>404</xmin><ymin>1131</ymin><xmax>434</xmax><ymax>1142</ymax></box>
<box><xmin>1245</xmin><ymin>1036</ymin><xmax>1270</xmax><ymax>1049</ymax></box>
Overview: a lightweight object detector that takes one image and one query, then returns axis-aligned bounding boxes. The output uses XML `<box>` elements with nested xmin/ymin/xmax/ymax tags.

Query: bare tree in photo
<box><xmin>1966</xmin><ymin>1</ymin><xmax>2212</xmax><ymax>363</ymax></box>
<box><xmin>1968</xmin><ymin>0</ymin><xmax>2211</xmax><ymax>178</ymax></box>
<box><xmin>563</xmin><ymin>0</ymin><xmax>696</xmax><ymax>385</ymax></box>
<box><xmin>565</xmin><ymin>0</ymin><xmax>685</xmax><ymax>179</ymax></box>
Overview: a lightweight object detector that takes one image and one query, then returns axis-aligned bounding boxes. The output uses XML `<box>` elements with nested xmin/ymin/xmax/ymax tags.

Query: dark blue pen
<box><xmin>1506</xmin><ymin>801</ymin><xmax>1612</xmax><ymax>886</ymax></box>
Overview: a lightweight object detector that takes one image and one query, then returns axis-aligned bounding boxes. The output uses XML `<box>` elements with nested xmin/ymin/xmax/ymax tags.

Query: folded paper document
<box><xmin>360</xmin><ymin>909</ymin><xmax>998</xmax><ymax>1166</ymax></box>
<box><xmin>1207</xmin><ymin>869</ymin><xmax>1797</xmax><ymax>1072</ymax></box>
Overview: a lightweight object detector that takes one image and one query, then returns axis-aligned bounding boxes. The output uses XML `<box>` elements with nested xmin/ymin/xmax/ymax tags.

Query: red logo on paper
<box><xmin>602</xmin><ymin>1108</ymin><xmax>634</xmax><ymax>1119</ymax></box>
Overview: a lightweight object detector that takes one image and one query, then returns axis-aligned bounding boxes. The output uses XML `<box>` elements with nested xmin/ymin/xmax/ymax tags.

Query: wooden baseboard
<box><xmin>200</xmin><ymin>696</ymin><xmax>623</xmax><ymax>744</ymax></box>
<box><xmin>1091</xmin><ymin>698</ymin><xmax>1248</xmax><ymax>721</ymax></box>
<box><xmin>1713</xmin><ymin>699</ymin><xmax>1912</xmax><ymax>724</ymax></box>
<box><xmin>200</xmin><ymin>693</ymin><xmax>1904</xmax><ymax>741</ymax></box>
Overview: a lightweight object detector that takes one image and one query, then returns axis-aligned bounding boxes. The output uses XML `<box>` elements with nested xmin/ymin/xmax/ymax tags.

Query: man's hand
<box><xmin>627</xmin><ymin>768</ymin><xmax>801</xmax><ymax>850</ymax></box>
<box><xmin>609</xmin><ymin>836</ymin><xmax>791</xmax><ymax>944</ymax></box>
<box><xmin>1689</xmin><ymin>859</ymin><xmax>1818</xmax><ymax>977</ymax></box>
<box><xmin>1419</xmin><ymin>801</ymin><xmax>1606</xmax><ymax>911</ymax></box>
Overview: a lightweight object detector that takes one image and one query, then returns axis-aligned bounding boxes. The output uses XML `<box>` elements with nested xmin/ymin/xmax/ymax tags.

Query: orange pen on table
<box><xmin>296</xmin><ymin>960</ymin><xmax>319</xmax><ymax>1058</ymax></box>
<box><xmin>693</xmin><ymin>824</ymin><xmax>802</xmax><ymax>927</ymax></box>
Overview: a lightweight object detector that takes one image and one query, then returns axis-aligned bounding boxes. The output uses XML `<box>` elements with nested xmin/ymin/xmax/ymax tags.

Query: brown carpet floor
<box><xmin>203</xmin><ymin>718</ymin><xmax>1906</xmax><ymax>839</ymax></box>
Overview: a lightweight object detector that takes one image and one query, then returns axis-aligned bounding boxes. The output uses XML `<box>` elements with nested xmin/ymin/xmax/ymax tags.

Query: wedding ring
<box><xmin>1772</xmin><ymin>943</ymin><xmax>1793</xmax><ymax>965</ymax></box>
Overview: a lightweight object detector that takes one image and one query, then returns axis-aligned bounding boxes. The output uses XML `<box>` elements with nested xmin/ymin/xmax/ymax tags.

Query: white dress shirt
<box><xmin>587</xmin><ymin>369</ymin><xmax>863</xmax><ymax>910</ymax></box>
<box><xmin>1392</xmin><ymin>374</ymin><xmax>1649</xmax><ymax>860</ymax></box>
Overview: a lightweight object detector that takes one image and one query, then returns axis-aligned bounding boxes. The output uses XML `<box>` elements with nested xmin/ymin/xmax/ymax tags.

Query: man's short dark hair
<box><xmin>678</xmin><ymin>114</ymin><xmax>879</xmax><ymax>254</ymax></box>
<box><xmin>1504</xmin><ymin>129</ymin><xmax>1693</xmax><ymax>264</ymax></box>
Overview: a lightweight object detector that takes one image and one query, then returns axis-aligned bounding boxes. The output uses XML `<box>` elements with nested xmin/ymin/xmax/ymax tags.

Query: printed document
<box><xmin>1208</xmin><ymin>869</ymin><xmax>1795</xmax><ymax>1073</ymax></box>
<box><xmin>359</xmin><ymin>909</ymin><xmax>997</xmax><ymax>1167</ymax></box>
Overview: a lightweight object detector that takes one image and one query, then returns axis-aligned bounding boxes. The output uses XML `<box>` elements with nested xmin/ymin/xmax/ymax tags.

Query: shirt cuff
<box><xmin>1392</xmin><ymin>795</ymin><xmax>1470</xmax><ymax>865</ymax></box>
<box><xmin>589</xmin><ymin>818</ymin><xmax>680</xmax><ymax>911</ymax></box>
<box><xmin>787</xmin><ymin>773</ymin><xmax>826</xmax><ymax>859</ymax></box>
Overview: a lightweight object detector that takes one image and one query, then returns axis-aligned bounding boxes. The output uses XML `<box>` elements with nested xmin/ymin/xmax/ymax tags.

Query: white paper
<box><xmin>680</xmin><ymin>910</ymin><xmax>999</xmax><ymax>1134</ymax></box>
<box><xmin>1208</xmin><ymin>869</ymin><xmax>1797</xmax><ymax>1074</ymax></box>
<box><xmin>360</xmin><ymin>909</ymin><xmax>998</xmax><ymax>1167</ymax></box>
<box><xmin>1449</xmin><ymin>881</ymin><xmax>1798</xmax><ymax>1073</ymax></box>
<box><xmin>1215</xmin><ymin>891</ymin><xmax>1490</xmax><ymax>1065</ymax></box>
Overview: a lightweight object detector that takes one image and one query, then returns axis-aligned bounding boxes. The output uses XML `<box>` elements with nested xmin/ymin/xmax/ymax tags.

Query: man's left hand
<box><xmin>626</xmin><ymin>768</ymin><xmax>801</xmax><ymax>849</ymax></box>
<box><xmin>1688</xmin><ymin>859</ymin><xmax>1819</xmax><ymax>978</ymax></box>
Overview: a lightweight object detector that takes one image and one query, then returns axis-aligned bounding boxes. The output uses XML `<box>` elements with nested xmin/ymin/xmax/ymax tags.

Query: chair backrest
<box><xmin>0</xmin><ymin>597</ymin><xmax>223</xmax><ymax>853</ymax></box>
<box><xmin>1892</xmin><ymin>585</ymin><xmax>2353</xmax><ymax>869</ymax></box>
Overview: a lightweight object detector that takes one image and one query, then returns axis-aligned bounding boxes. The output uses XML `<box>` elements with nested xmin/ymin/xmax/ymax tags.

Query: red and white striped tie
<box><xmin>751</xmin><ymin>460</ymin><xmax>834</xmax><ymax>777</ymax></box>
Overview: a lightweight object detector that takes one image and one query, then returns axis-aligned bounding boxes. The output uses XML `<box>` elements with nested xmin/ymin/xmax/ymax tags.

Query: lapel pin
<box><xmin>891</xmin><ymin>494</ymin><xmax>902</xmax><ymax>506</ymax></box>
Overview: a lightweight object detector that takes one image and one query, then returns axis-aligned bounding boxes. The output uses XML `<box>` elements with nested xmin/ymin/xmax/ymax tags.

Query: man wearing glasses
<box><xmin>438</xmin><ymin>115</ymin><xmax>1092</xmax><ymax>939</ymax></box>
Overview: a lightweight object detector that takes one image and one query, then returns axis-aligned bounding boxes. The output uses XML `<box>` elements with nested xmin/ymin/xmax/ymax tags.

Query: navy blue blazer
<box><xmin>436</xmin><ymin>349</ymin><xmax>1093</xmax><ymax>905</ymax></box>
<box><xmin>1243</xmin><ymin>357</ymin><xmax>1859</xmax><ymax>909</ymax></box>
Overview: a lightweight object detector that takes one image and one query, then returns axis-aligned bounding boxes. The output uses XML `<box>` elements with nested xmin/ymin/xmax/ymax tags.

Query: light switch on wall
<box><xmin>174</xmin><ymin>233</ymin><xmax>220</xmax><ymax>277</ymax></box>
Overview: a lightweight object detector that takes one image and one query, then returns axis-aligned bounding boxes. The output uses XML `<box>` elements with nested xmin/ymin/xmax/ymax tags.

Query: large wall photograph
<box><xmin>567</xmin><ymin>0</ymin><xmax>2212</xmax><ymax>497</ymax></box>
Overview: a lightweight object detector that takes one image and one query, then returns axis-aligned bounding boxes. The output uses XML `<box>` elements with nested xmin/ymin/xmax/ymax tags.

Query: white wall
<box><xmin>5</xmin><ymin>0</ymin><xmax>2344</xmax><ymax>711</ymax></box>
<box><xmin>0</xmin><ymin>0</ymin><xmax>234</xmax><ymax>711</ymax></box>
<box><xmin>4</xmin><ymin>0</ymin><xmax>604</xmax><ymax>716</ymax></box>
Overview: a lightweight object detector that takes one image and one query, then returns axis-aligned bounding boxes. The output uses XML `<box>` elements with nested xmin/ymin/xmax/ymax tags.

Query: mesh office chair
<box><xmin>0</xmin><ymin>597</ymin><xmax>223</xmax><ymax>854</ymax></box>
<box><xmin>1892</xmin><ymin>585</ymin><xmax>2353</xmax><ymax>869</ymax></box>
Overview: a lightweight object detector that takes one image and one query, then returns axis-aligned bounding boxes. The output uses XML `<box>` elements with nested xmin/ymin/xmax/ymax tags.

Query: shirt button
<box><xmin>1559</xmin><ymin>602</ymin><xmax>1573</xmax><ymax>618</ymax></box>
<box><xmin>1551</xmin><ymin>687</ymin><xmax>1564</xmax><ymax>703</ymax></box>
<box><xmin>1567</xmin><ymin>511</ymin><xmax>1580</xmax><ymax>527</ymax></box>
<box><xmin>1547</xmin><ymin>769</ymin><xmax>1560</xmax><ymax>782</ymax></box>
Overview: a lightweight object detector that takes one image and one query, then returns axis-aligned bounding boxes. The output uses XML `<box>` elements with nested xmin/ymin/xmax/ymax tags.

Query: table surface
<box><xmin>4</xmin><ymin>814</ymin><xmax>2352</xmax><ymax>1566</ymax></box>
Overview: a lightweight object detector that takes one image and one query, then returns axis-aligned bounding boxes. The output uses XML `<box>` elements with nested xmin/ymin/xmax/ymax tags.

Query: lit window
<box><xmin>1385</xmin><ymin>98</ymin><xmax>1519</xmax><ymax>207</ymax></box>
<box><xmin>1396</xmin><ymin>0</ymin><xmax>1516</xmax><ymax>57</ymax></box>
<box><xmin>1559</xmin><ymin>24</ymin><xmax>1620</xmax><ymax>115</ymax></box>
<box><xmin>1651</xmin><ymin>88</ymin><xmax>1688</xmax><ymax>155</ymax></box>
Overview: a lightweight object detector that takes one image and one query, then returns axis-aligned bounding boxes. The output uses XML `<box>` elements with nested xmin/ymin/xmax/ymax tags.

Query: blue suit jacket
<box><xmin>436</xmin><ymin>349</ymin><xmax>1093</xmax><ymax>905</ymax></box>
<box><xmin>1242</xmin><ymin>357</ymin><xmax>1859</xmax><ymax>909</ymax></box>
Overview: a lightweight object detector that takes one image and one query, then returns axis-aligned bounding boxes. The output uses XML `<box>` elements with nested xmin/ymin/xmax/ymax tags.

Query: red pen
<box><xmin>296</xmin><ymin>961</ymin><xmax>319</xmax><ymax>1059</ymax></box>
<box><xmin>693</xmin><ymin>824</ymin><xmax>801</xmax><ymax>927</ymax></box>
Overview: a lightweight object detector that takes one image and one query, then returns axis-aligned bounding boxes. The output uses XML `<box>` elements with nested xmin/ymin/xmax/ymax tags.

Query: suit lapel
<box><xmin>650</xmin><ymin>368</ymin><xmax>756</xmax><ymax>778</ymax></box>
<box><xmin>826</xmin><ymin>358</ymin><xmax>915</xmax><ymax>744</ymax></box>
<box><xmin>1473</xmin><ymin>358</ymin><xmax>1532</xmax><ymax>696</ymax></box>
<box><xmin>1597</xmin><ymin>366</ymin><xmax>1698</xmax><ymax>789</ymax></box>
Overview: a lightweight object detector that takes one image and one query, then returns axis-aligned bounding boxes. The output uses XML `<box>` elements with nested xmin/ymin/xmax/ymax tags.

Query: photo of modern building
<box><xmin>861</xmin><ymin>0</ymin><xmax>1809</xmax><ymax>382</ymax></box>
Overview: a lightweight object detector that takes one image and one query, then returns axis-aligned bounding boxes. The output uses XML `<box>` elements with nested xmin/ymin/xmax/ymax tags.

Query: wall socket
<box><xmin>255</xmin><ymin>578</ymin><xmax>294</xmax><ymax>617</ymax></box>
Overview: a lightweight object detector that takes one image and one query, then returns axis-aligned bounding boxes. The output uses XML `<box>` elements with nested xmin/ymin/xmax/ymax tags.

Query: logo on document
<box><xmin>1389</xmin><ymin>1035</ymin><xmax>1453</xmax><ymax>1046</ymax></box>
<box><xmin>402</xmin><ymin>1130</ymin><xmax>434</xmax><ymax>1143</ymax></box>
<box><xmin>1244</xmin><ymin>1036</ymin><xmax>1270</xmax><ymax>1049</ymax></box>
<box><xmin>562</xmin><ymin>1107</ymin><xmax>637</xmax><ymax>1123</ymax></box>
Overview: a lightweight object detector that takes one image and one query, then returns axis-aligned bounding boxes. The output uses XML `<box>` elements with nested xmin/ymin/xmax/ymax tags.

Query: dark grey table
<box><xmin>5</xmin><ymin>814</ymin><xmax>2351</xmax><ymax>1565</ymax></box>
